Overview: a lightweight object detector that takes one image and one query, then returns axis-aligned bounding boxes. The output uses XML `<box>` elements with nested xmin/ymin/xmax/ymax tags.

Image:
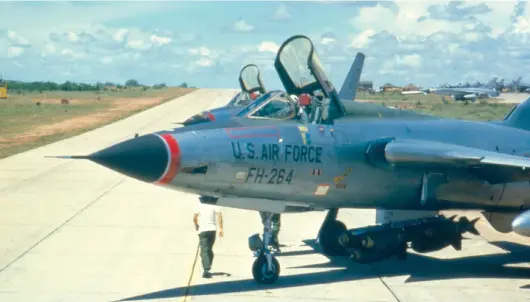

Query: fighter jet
<box><xmin>179</xmin><ymin>64</ymin><xmax>267</xmax><ymax>126</ymax></box>
<box><xmin>495</xmin><ymin>78</ymin><xmax>505</xmax><ymax>91</ymax></box>
<box><xmin>512</xmin><ymin>77</ymin><xmax>530</xmax><ymax>93</ymax></box>
<box><xmin>51</xmin><ymin>35</ymin><xmax>530</xmax><ymax>285</ymax></box>
<box><xmin>422</xmin><ymin>77</ymin><xmax>500</xmax><ymax>101</ymax></box>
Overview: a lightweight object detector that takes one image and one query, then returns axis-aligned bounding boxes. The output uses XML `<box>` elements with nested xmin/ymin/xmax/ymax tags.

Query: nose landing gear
<box><xmin>248</xmin><ymin>208</ymin><xmax>347</xmax><ymax>284</ymax></box>
<box><xmin>248</xmin><ymin>212</ymin><xmax>281</xmax><ymax>284</ymax></box>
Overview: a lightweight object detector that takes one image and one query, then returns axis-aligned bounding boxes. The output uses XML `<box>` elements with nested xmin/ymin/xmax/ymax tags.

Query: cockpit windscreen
<box><xmin>236</xmin><ymin>91</ymin><xmax>276</xmax><ymax>117</ymax></box>
<box><xmin>278</xmin><ymin>37</ymin><xmax>318</xmax><ymax>89</ymax></box>
<box><xmin>240</xmin><ymin>65</ymin><xmax>261</xmax><ymax>91</ymax></box>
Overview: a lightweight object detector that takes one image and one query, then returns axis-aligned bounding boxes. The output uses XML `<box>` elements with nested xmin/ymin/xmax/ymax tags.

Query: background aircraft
<box><xmin>421</xmin><ymin>77</ymin><xmax>500</xmax><ymax>101</ymax></box>
<box><xmin>53</xmin><ymin>35</ymin><xmax>530</xmax><ymax>285</ymax></box>
<box><xmin>180</xmin><ymin>64</ymin><xmax>266</xmax><ymax>126</ymax></box>
<box><xmin>512</xmin><ymin>77</ymin><xmax>530</xmax><ymax>93</ymax></box>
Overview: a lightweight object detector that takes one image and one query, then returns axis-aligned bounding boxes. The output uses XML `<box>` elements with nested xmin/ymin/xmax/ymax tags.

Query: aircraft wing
<box><xmin>367</xmin><ymin>138</ymin><xmax>530</xmax><ymax>184</ymax></box>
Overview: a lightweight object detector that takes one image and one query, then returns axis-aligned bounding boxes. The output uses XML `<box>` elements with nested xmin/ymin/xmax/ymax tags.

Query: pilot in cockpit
<box><xmin>250</xmin><ymin>91</ymin><xmax>260</xmax><ymax>100</ymax></box>
<box><xmin>296</xmin><ymin>93</ymin><xmax>312</xmax><ymax>123</ymax></box>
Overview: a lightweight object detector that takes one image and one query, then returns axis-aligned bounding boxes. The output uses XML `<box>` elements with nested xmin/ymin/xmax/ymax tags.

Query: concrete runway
<box><xmin>1</xmin><ymin>89</ymin><xmax>529</xmax><ymax>302</ymax></box>
<box><xmin>495</xmin><ymin>92</ymin><xmax>530</xmax><ymax>104</ymax></box>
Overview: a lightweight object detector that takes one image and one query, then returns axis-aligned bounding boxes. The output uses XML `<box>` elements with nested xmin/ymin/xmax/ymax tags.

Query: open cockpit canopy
<box><xmin>274</xmin><ymin>35</ymin><xmax>345</xmax><ymax>123</ymax></box>
<box><xmin>239</xmin><ymin>64</ymin><xmax>266</xmax><ymax>94</ymax></box>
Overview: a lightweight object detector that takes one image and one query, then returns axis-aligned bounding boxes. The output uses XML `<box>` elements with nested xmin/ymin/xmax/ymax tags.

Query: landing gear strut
<box><xmin>249</xmin><ymin>212</ymin><xmax>280</xmax><ymax>284</ymax></box>
<box><xmin>317</xmin><ymin>208</ymin><xmax>348</xmax><ymax>256</ymax></box>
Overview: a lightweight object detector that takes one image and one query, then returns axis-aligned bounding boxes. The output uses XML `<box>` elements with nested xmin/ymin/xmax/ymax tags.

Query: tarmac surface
<box><xmin>495</xmin><ymin>92</ymin><xmax>530</xmax><ymax>104</ymax></box>
<box><xmin>1</xmin><ymin>88</ymin><xmax>530</xmax><ymax>302</ymax></box>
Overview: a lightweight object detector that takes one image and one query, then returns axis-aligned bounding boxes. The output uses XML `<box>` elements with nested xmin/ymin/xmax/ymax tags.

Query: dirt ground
<box><xmin>0</xmin><ymin>88</ymin><xmax>195</xmax><ymax>158</ymax></box>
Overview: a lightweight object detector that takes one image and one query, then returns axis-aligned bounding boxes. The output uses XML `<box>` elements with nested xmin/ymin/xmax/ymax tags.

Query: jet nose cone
<box><xmin>89</xmin><ymin>134</ymin><xmax>180</xmax><ymax>184</ymax></box>
<box><xmin>512</xmin><ymin>211</ymin><xmax>530</xmax><ymax>237</ymax></box>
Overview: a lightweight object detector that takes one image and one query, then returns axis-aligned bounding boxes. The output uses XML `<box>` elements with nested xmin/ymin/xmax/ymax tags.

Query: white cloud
<box><xmin>321</xmin><ymin>37</ymin><xmax>336</xmax><ymax>45</ymax></box>
<box><xmin>127</xmin><ymin>39</ymin><xmax>150</xmax><ymax>50</ymax></box>
<box><xmin>196</xmin><ymin>57</ymin><xmax>213</xmax><ymax>67</ymax></box>
<box><xmin>514</xmin><ymin>15</ymin><xmax>530</xmax><ymax>34</ymax></box>
<box><xmin>61</xmin><ymin>48</ymin><xmax>85</xmax><ymax>60</ymax></box>
<box><xmin>350</xmin><ymin>29</ymin><xmax>375</xmax><ymax>48</ymax></box>
<box><xmin>42</xmin><ymin>44</ymin><xmax>56</xmax><ymax>56</ymax></box>
<box><xmin>188</xmin><ymin>46</ymin><xmax>213</xmax><ymax>57</ymax></box>
<box><xmin>0</xmin><ymin>2</ymin><xmax>172</xmax><ymax>43</ymax></box>
<box><xmin>150</xmin><ymin>34</ymin><xmax>171</xmax><ymax>45</ymax></box>
<box><xmin>2</xmin><ymin>1</ymin><xmax>530</xmax><ymax>89</ymax></box>
<box><xmin>258</xmin><ymin>41</ymin><xmax>279</xmax><ymax>53</ymax></box>
<box><xmin>479</xmin><ymin>2</ymin><xmax>519</xmax><ymax>37</ymax></box>
<box><xmin>7</xmin><ymin>30</ymin><xmax>29</xmax><ymax>46</ymax></box>
<box><xmin>273</xmin><ymin>4</ymin><xmax>291</xmax><ymax>21</ymax></box>
<box><xmin>233</xmin><ymin>20</ymin><xmax>254</xmax><ymax>32</ymax></box>
<box><xmin>351</xmin><ymin>2</ymin><xmax>463</xmax><ymax>37</ymax></box>
<box><xmin>463</xmin><ymin>32</ymin><xmax>482</xmax><ymax>42</ymax></box>
<box><xmin>67</xmin><ymin>32</ymin><xmax>80</xmax><ymax>42</ymax></box>
<box><xmin>113</xmin><ymin>28</ymin><xmax>129</xmax><ymax>42</ymax></box>
<box><xmin>447</xmin><ymin>43</ymin><xmax>459</xmax><ymax>54</ymax></box>
<box><xmin>7</xmin><ymin>46</ymin><xmax>24</xmax><ymax>58</ymax></box>
<box><xmin>200</xmin><ymin>46</ymin><xmax>210</xmax><ymax>56</ymax></box>
<box><xmin>396</xmin><ymin>54</ymin><xmax>422</xmax><ymax>68</ymax></box>
<box><xmin>101</xmin><ymin>56</ymin><xmax>113</xmax><ymax>64</ymax></box>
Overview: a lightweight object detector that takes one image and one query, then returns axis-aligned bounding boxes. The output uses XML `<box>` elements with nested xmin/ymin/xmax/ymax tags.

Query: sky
<box><xmin>1</xmin><ymin>0</ymin><xmax>529</xmax><ymax>89</ymax></box>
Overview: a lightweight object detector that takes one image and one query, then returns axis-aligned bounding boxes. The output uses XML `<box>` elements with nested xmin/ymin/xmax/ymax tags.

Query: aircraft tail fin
<box><xmin>501</xmin><ymin>96</ymin><xmax>530</xmax><ymax>131</ymax></box>
<box><xmin>338</xmin><ymin>52</ymin><xmax>365</xmax><ymax>101</ymax></box>
<box><xmin>484</xmin><ymin>77</ymin><xmax>497</xmax><ymax>89</ymax></box>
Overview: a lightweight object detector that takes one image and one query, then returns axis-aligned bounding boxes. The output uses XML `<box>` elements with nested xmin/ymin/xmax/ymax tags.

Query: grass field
<box><xmin>0</xmin><ymin>87</ymin><xmax>196</xmax><ymax>159</ymax></box>
<box><xmin>356</xmin><ymin>91</ymin><xmax>516</xmax><ymax>121</ymax></box>
<box><xmin>0</xmin><ymin>88</ymin><xmax>520</xmax><ymax>159</ymax></box>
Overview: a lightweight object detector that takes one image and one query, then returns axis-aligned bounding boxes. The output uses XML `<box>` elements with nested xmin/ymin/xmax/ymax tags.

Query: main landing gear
<box><xmin>248</xmin><ymin>212</ymin><xmax>280</xmax><ymax>284</ymax></box>
<box><xmin>317</xmin><ymin>208</ymin><xmax>348</xmax><ymax>256</ymax></box>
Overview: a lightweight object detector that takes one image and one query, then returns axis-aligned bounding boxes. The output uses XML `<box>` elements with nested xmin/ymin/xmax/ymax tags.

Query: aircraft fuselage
<box><xmin>162</xmin><ymin>118</ymin><xmax>530</xmax><ymax>212</ymax></box>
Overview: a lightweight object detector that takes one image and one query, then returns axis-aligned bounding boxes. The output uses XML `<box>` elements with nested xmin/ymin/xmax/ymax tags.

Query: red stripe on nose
<box><xmin>156</xmin><ymin>133</ymin><xmax>181</xmax><ymax>184</ymax></box>
<box><xmin>207</xmin><ymin>112</ymin><xmax>216</xmax><ymax>121</ymax></box>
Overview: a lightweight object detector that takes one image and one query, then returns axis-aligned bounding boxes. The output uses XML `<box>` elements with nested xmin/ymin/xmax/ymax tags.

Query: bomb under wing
<box><xmin>338</xmin><ymin>215</ymin><xmax>479</xmax><ymax>264</ymax></box>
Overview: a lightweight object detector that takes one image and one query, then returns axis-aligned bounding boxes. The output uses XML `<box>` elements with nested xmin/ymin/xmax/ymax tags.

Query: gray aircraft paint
<box><xmin>425</xmin><ymin>77</ymin><xmax>500</xmax><ymax>99</ymax></box>
<box><xmin>155</xmin><ymin>117</ymin><xmax>530</xmax><ymax>213</ymax></box>
<box><xmin>56</xmin><ymin>35</ymin><xmax>530</xmax><ymax>239</ymax></box>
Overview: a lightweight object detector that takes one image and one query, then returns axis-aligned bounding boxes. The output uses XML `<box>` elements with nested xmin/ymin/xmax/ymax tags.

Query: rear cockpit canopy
<box><xmin>239</xmin><ymin>64</ymin><xmax>266</xmax><ymax>94</ymax></box>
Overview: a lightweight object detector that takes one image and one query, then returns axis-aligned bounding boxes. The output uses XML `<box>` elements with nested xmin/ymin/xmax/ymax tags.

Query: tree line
<box><xmin>1</xmin><ymin>79</ymin><xmax>191</xmax><ymax>92</ymax></box>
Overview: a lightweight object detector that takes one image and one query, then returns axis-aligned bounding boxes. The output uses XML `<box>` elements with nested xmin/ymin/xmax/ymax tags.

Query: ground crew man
<box><xmin>193</xmin><ymin>200</ymin><xmax>224</xmax><ymax>278</ymax></box>
<box><xmin>259</xmin><ymin>211</ymin><xmax>281</xmax><ymax>251</ymax></box>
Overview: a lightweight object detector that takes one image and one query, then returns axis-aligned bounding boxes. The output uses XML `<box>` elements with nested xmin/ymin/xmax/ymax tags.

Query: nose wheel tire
<box><xmin>252</xmin><ymin>254</ymin><xmax>280</xmax><ymax>284</ymax></box>
<box><xmin>319</xmin><ymin>220</ymin><xmax>347</xmax><ymax>256</ymax></box>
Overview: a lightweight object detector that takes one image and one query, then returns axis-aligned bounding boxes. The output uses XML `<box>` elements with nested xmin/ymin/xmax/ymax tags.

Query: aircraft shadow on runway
<box><xmin>117</xmin><ymin>240</ymin><xmax>530</xmax><ymax>301</ymax></box>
